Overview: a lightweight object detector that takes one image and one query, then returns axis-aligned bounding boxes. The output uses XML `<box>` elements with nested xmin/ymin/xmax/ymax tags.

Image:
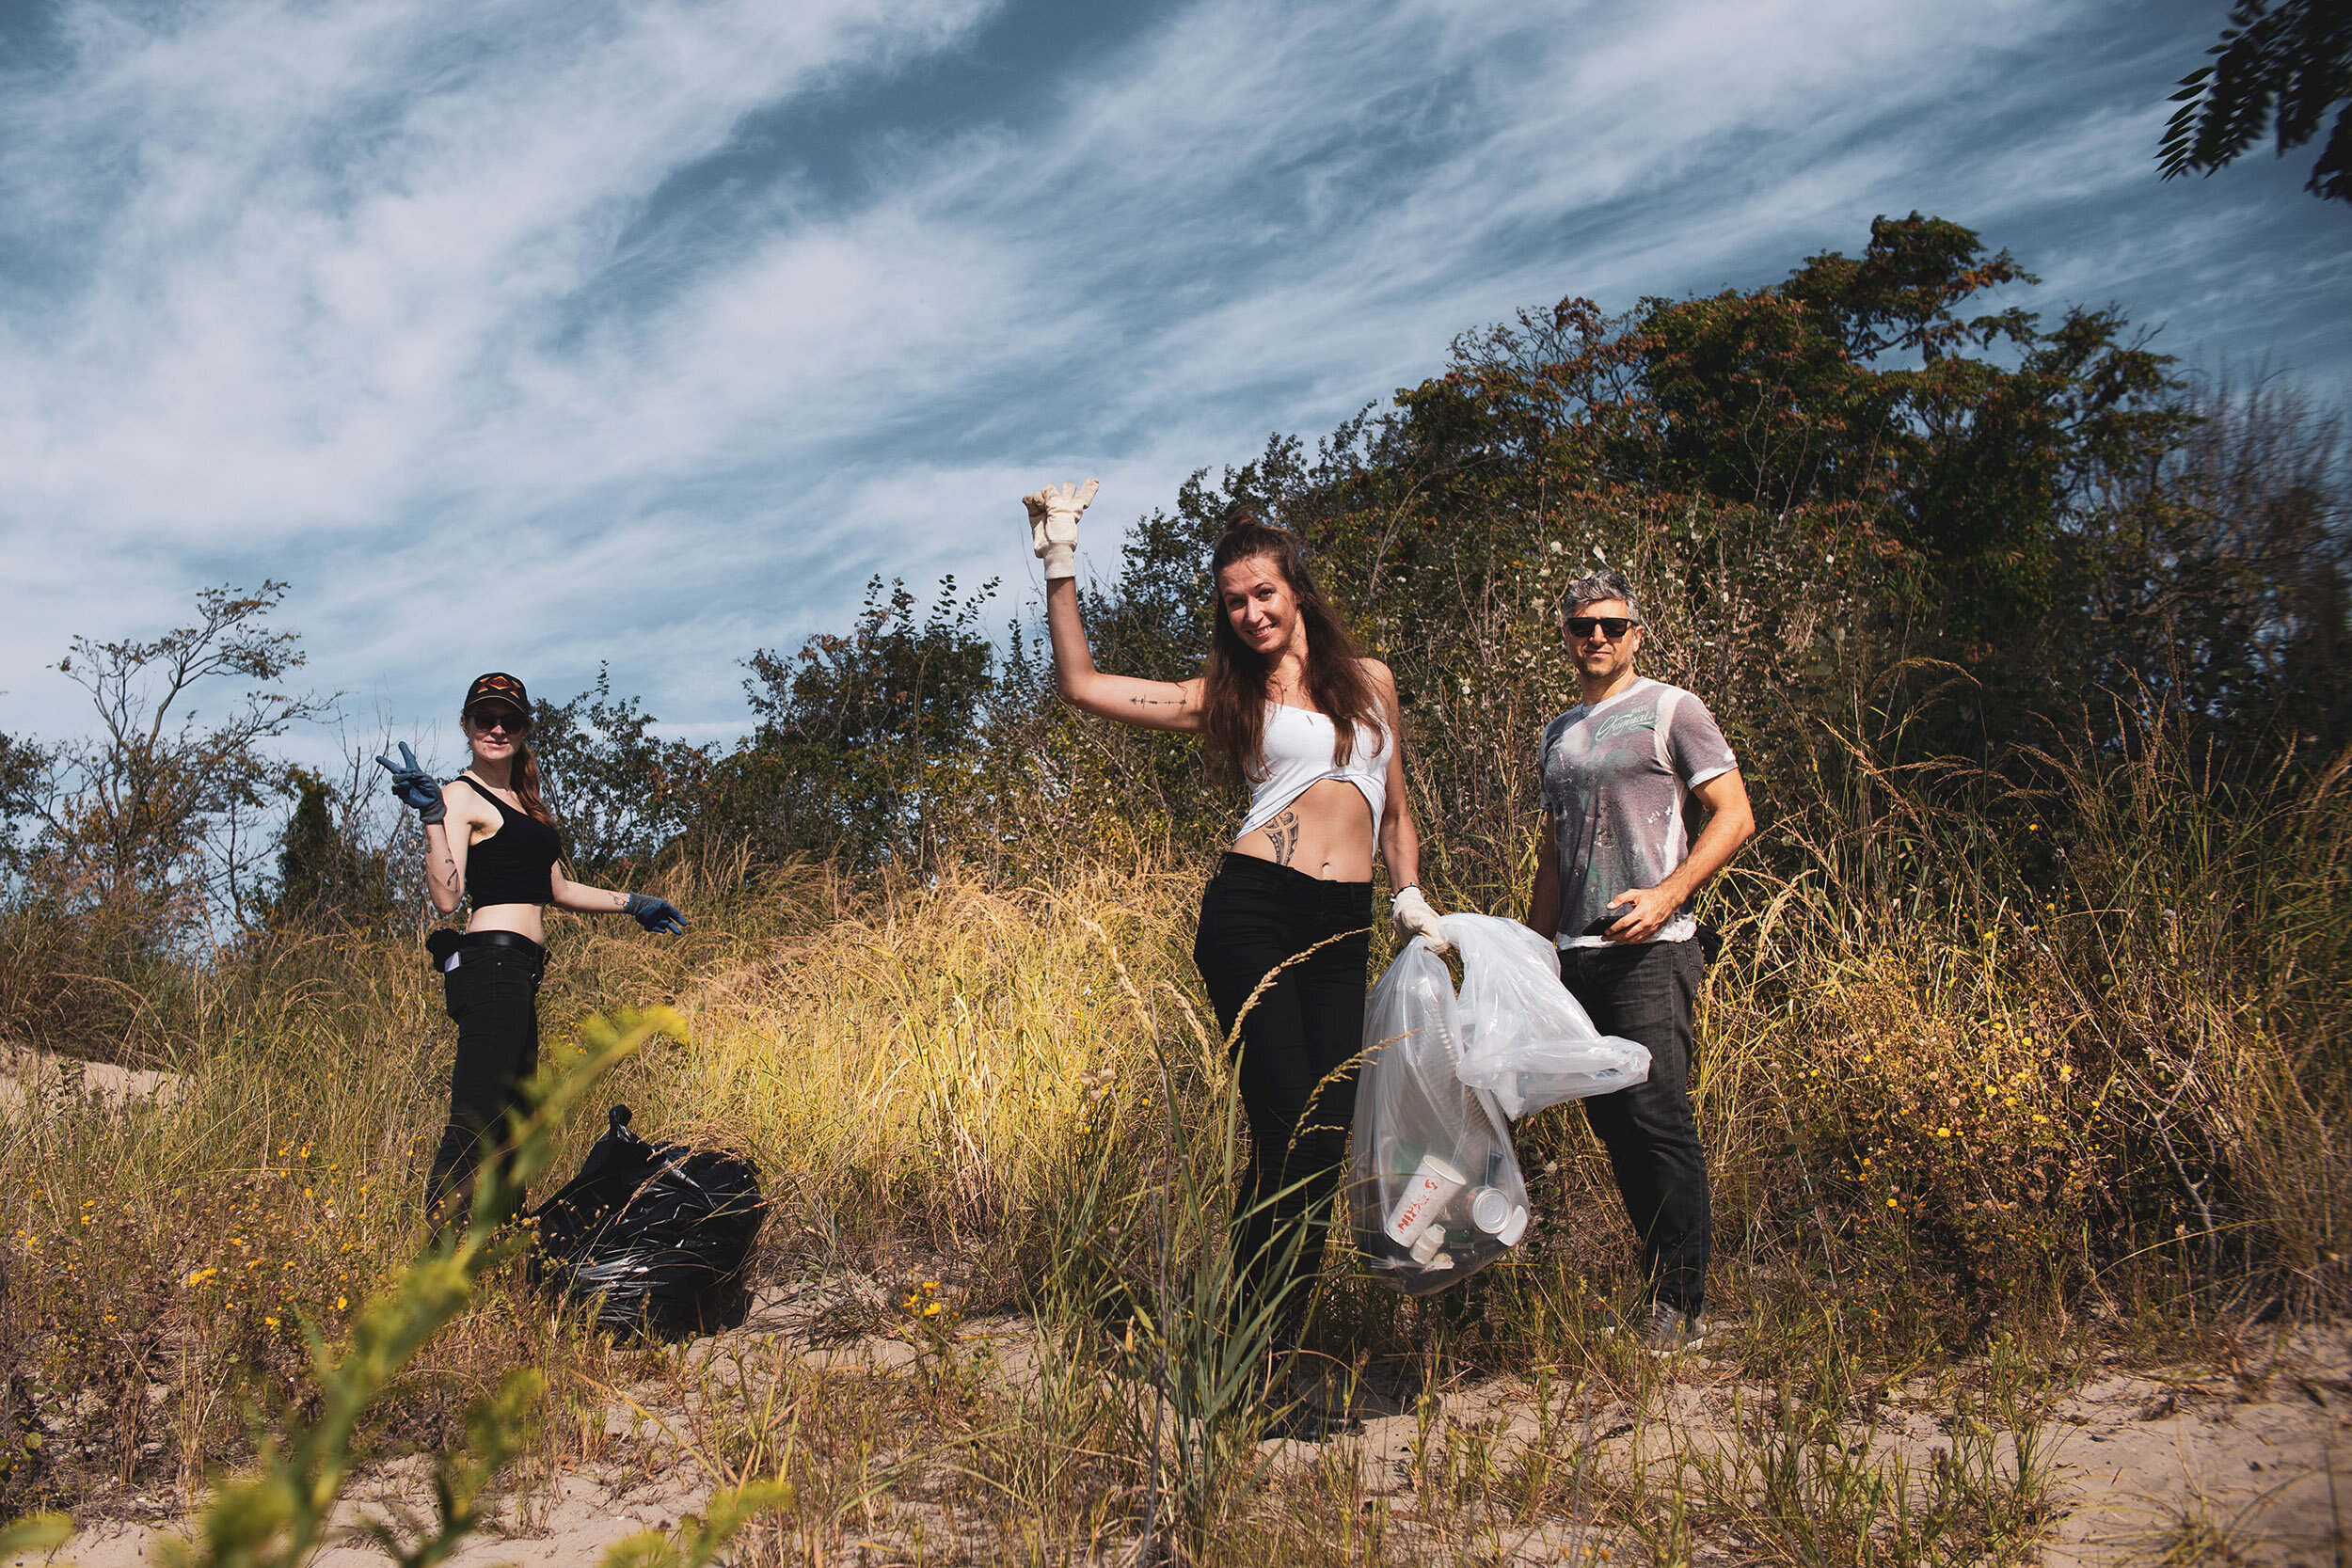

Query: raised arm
<box><xmin>1026</xmin><ymin>479</ymin><xmax>1204</xmax><ymax>733</ymax></box>
<box><xmin>378</xmin><ymin>744</ymin><xmax>470</xmax><ymax>916</ymax></box>
<box><xmin>422</xmin><ymin>816</ymin><xmax>468</xmax><ymax>916</ymax></box>
<box><xmin>1044</xmin><ymin>578</ymin><xmax>1204</xmax><ymax>731</ymax></box>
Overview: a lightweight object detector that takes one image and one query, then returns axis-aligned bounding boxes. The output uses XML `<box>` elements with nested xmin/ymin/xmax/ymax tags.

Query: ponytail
<box><xmin>511</xmin><ymin>740</ymin><xmax>555</xmax><ymax>825</ymax></box>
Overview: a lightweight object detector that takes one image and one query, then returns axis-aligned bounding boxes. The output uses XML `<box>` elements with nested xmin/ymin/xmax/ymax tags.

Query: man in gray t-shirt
<box><xmin>1528</xmin><ymin>568</ymin><xmax>1754</xmax><ymax>1354</ymax></box>
<box><xmin>1540</xmin><ymin>679</ymin><xmax>1740</xmax><ymax>948</ymax></box>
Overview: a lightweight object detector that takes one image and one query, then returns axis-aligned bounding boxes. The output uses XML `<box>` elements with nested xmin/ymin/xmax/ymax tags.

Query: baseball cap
<box><xmin>463</xmin><ymin>672</ymin><xmax>531</xmax><ymax>719</ymax></box>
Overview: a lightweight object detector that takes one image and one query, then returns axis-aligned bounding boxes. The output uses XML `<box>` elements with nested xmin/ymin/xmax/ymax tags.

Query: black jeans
<box><xmin>428</xmin><ymin>941</ymin><xmax>544</xmax><ymax>1226</ymax></box>
<box><xmin>1192</xmin><ymin>855</ymin><xmax>1374</xmax><ymax>1352</ymax></box>
<box><xmin>1559</xmin><ymin>938</ymin><xmax>1710</xmax><ymax>1315</ymax></box>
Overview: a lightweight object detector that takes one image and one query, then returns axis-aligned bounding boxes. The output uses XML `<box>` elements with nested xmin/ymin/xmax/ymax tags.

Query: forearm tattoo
<box><xmin>1264</xmin><ymin>809</ymin><xmax>1301</xmax><ymax>867</ymax></box>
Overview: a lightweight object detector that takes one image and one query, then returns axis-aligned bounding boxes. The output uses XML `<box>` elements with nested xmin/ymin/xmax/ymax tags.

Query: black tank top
<box><xmin>458</xmin><ymin>776</ymin><xmax>562</xmax><ymax>909</ymax></box>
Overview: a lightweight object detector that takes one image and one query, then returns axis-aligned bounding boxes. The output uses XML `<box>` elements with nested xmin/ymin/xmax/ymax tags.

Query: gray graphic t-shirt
<box><xmin>1539</xmin><ymin>678</ymin><xmax>1739</xmax><ymax>948</ymax></box>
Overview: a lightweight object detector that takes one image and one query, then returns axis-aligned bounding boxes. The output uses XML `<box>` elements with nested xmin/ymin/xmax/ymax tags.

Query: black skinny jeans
<box><xmin>427</xmin><ymin>942</ymin><xmax>544</xmax><ymax>1227</ymax></box>
<box><xmin>1191</xmin><ymin>854</ymin><xmax>1374</xmax><ymax>1352</ymax></box>
<box><xmin>1558</xmin><ymin>938</ymin><xmax>1710</xmax><ymax>1315</ymax></box>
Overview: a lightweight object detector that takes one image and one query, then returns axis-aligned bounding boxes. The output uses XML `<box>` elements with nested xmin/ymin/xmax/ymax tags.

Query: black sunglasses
<box><xmin>1565</xmin><ymin>616</ymin><xmax>1640</xmax><ymax>640</ymax></box>
<box><xmin>467</xmin><ymin>707</ymin><xmax>532</xmax><ymax>736</ymax></box>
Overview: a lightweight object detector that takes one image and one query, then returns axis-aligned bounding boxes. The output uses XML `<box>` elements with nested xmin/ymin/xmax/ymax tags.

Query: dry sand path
<box><xmin>0</xmin><ymin>1047</ymin><xmax>183</xmax><ymax>1116</ymax></box>
<box><xmin>24</xmin><ymin>1296</ymin><xmax>2350</xmax><ymax>1566</ymax></box>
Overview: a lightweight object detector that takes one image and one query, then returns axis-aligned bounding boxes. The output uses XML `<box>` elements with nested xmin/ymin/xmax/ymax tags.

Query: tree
<box><xmin>37</xmin><ymin>582</ymin><xmax>327</xmax><ymax>939</ymax></box>
<box><xmin>0</xmin><ymin>732</ymin><xmax>47</xmax><ymax>875</ymax></box>
<box><xmin>707</xmin><ymin>576</ymin><xmax>998</xmax><ymax>868</ymax></box>
<box><xmin>529</xmin><ymin>668</ymin><xmax>713</xmax><ymax>879</ymax></box>
<box><xmin>268</xmin><ymin>765</ymin><xmax>391</xmax><ymax>931</ymax></box>
<box><xmin>2160</xmin><ymin>0</ymin><xmax>2352</xmax><ymax>202</ymax></box>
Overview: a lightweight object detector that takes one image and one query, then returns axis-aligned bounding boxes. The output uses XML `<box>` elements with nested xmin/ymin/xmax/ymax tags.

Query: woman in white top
<box><xmin>1025</xmin><ymin>483</ymin><xmax>1449</xmax><ymax>1379</ymax></box>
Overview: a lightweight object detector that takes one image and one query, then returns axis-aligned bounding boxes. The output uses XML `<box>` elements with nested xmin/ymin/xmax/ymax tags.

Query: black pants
<box><xmin>1191</xmin><ymin>854</ymin><xmax>1374</xmax><ymax>1352</ymax></box>
<box><xmin>1559</xmin><ymin>939</ymin><xmax>1710</xmax><ymax>1315</ymax></box>
<box><xmin>428</xmin><ymin>941</ymin><xmax>545</xmax><ymax>1227</ymax></box>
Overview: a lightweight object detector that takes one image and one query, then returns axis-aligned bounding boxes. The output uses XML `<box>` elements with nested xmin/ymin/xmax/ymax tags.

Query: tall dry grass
<box><xmin>0</xmin><ymin>709</ymin><xmax>2342</xmax><ymax>1560</ymax></box>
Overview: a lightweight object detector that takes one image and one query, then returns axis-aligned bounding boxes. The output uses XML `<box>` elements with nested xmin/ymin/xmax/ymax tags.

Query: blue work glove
<box><xmin>373</xmin><ymin>742</ymin><xmax>445</xmax><ymax>824</ymax></box>
<box><xmin>625</xmin><ymin>893</ymin><xmax>686</xmax><ymax>935</ymax></box>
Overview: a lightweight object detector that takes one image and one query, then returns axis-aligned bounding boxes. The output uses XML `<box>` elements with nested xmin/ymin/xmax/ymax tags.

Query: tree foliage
<box><xmin>699</xmin><ymin>575</ymin><xmax>1000</xmax><ymax>870</ymax></box>
<box><xmin>529</xmin><ymin>667</ymin><xmax>713</xmax><ymax>880</ymax></box>
<box><xmin>2160</xmin><ymin>0</ymin><xmax>2352</xmax><ymax>202</ymax></box>
<box><xmin>493</xmin><ymin>214</ymin><xmax>2341</xmax><ymax>911</ymax></box>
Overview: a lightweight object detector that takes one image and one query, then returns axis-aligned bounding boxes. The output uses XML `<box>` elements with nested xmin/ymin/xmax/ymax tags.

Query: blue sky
<box><xmin>0</xmin><ymin>0</ymin><xmax>2344</xmax><ymax>768</ymax></box>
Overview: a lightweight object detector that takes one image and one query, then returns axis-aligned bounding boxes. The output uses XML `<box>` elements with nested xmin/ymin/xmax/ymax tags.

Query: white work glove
<box><xmin>1022</xmin><ymin>478</ymin><xmax>1099</xmax><ymax>580</ymax></box>
<box><xmin>1391</xmin><ymin>885</ymin><xmax>1451</xmax><ymax>954</ymax></box>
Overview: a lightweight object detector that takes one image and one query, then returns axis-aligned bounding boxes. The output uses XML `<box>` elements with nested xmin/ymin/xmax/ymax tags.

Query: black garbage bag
<box><xmin>528</xmin><ymin>1104</ymin><xmax>765</xmax><ymax>1340</ymax></box>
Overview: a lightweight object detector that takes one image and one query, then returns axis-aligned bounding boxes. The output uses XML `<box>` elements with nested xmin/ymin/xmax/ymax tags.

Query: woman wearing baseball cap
<box><xmin>377</xmin><ymin>673</ymin><xmax>687</xmax><ymax>1227</ymax></box>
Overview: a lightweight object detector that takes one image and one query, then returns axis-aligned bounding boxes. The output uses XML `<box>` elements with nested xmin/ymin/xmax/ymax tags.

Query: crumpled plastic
<box><xmin>1348</xmin><ymin>913</ymin><xmax>1650</xmax><ymax>1293</ymax></box>
<box><xmin>1446</xmin><ymin>914</ymin><xmax>1652</xmax><ymax>1119</ymax></box>
<box><xmin>529</xmin><ymin>1104</ymin><xmax>765</xmax><ymax>1340</ymax></box>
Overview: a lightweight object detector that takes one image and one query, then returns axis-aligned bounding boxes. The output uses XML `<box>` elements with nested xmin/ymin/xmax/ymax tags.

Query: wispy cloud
<box><xmin>0</xmin><ymin>0</ymin><xmax>2339</xmax><ymax>753</ymax></box>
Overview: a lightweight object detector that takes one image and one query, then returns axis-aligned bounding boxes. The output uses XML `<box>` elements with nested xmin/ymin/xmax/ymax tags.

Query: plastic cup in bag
<box><xmin>1469</xmin><ymin>1185</ymin><xmax>1511</xmax><ymax>1233</ymax></box>
<box><xmin>1384</xmin><ymin>1153</ymin><xmax>1467</xmax><ymax>1244</ymax></box>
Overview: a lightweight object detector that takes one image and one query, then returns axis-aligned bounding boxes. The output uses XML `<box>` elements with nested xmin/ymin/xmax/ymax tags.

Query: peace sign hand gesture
<box><xmin>374</xmin><ymin>742</ymin><xmax>447</xmax><ymax>824</ymax></box>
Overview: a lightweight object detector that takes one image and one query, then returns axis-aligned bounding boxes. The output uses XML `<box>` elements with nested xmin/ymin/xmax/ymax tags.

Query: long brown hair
<box><xmin>1202</xmin><ymin>517</ymin><xmax>1387</xmax><ymax>783</ymax></box>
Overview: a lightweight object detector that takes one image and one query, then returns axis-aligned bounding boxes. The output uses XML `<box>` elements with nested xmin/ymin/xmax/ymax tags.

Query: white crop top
<box><xmin>1237</xmin><ymin>703</ymin><xmax>1394</xmax><ymax>841</ymax></box>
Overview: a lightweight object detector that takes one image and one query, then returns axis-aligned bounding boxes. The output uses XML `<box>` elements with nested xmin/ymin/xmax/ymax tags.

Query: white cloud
<box><xmin>0</xmin><ymin>0</ymin><xmax>997</xmax><ymax>542</ymax></box>
<box><xmin>0</xmin><ymin>0</ymin><xmax>2340</xmax><ymax>754</ymax></box>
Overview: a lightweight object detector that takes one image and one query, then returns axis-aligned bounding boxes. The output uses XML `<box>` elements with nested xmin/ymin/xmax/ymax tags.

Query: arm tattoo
<box><xmin>1127</xmin><ymin>694</ymin><xmax>1181</xmax><ymax>707</ymax></box>
<box><xmin>1264</xmin><ymin>810</ymin><xmax>1301</xmax><ymax>867</ymax></box>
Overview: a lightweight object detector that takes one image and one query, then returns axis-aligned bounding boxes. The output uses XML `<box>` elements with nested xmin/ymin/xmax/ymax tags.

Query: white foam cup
<box><xmin>1409</xmin><ymin>1223</ymin><xmax>1447</xmax><ymax>1263</ymax></box>
<box><xmin>1497</xmin><ymin>1205</ymin><xmax>1530</xmax><ymax>1246</ymax></box>
<box><xmin>1384</xmin><ymin>1153</ymin><xmax>1468</xmax><ymax>1245</ymax></box>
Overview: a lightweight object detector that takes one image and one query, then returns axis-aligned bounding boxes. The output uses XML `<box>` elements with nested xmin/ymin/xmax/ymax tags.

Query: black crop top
<box><xmin>456</xmin><ymin>776</ymin><xmax>562</xmax><ymax>909</ymax></box>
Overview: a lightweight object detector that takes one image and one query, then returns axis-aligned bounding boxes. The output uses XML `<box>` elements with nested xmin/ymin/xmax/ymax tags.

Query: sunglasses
<box><xmin>1565</xmin><ymin>616</ymin><xmax>1640</xmax><ymax>640</ymax></box>
<box><xmin>467</xmin><ymin>707</ymin><xmax>532</xmax><ymax>736</ymax></box>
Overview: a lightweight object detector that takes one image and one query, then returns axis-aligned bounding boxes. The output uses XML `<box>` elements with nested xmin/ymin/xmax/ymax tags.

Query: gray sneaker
<box><xmin>1602</xmin><ymin>1301</ymin><xmax>1708</xmax><ymax>1355</ymax></box>
<box><xmin>1642</xmin><ymin>1301</ymin><xmax>1708</xmax><ymax>1355</ymax></box>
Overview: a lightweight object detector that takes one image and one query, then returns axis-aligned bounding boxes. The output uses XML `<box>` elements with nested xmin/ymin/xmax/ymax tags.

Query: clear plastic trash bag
<box><xmin>1348</xmin><ymin>940</ymin><xmax>1531</xmax><ymax>1294</ymax></box>
<box><xmin>1348</xmin><ymin>915</ymin><xmax>1651</xmax><ymax>1293</ymax></box>
<box><xmin>529</xmin><ymin>1105</ymin><xmax>766</xmax><ymax>1341</ymax></box>
<box><xmin>1444</xmin><ymin>914</ymin><xmax>1652</xmax><ymax>1119</ymax></box>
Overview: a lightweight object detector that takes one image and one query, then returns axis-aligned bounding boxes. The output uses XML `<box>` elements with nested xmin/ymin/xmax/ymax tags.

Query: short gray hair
<box><xmin>1562</xmin><ymin>567</ymin><xmax>1641</xmax><ymax>623</ymax></box>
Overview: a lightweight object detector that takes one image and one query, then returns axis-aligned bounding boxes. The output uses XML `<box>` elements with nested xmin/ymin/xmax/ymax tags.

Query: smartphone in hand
<box><xmin>1584</xmin><ymin>910</ymin><xmax>1626</xmax><ymax>937</ymax></box>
